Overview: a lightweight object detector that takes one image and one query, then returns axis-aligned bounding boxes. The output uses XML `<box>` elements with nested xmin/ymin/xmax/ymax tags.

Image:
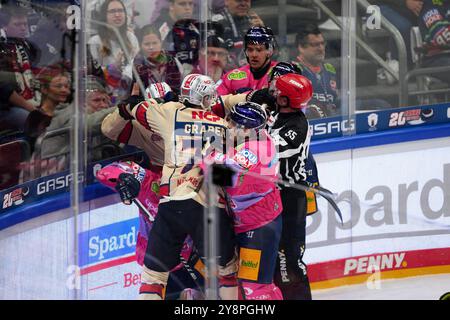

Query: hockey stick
<box><xmin>276</xmin><ymin>179</ymin><xmax>344</xmax><ymax>224</ymax></box>
<box><xmin>208</xmin><ymin>163</ymin><xmax>344</xmax><ymax>224</ymax></box>
<box><xmin>132</xmin><ymin>198</ymin><xmax>154</xmax><ymax>222</ymax></box>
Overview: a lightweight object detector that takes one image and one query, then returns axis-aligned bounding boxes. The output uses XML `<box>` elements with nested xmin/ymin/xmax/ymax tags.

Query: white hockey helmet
<box><xmin>180</xmin><ymin>74</ymin><xmax>216</xmax><ymax>110</ymax></box>
<box><xmin>145</xmin><ymin>82</ymin><xmax>172</xmax><ymax>101</ymax></box>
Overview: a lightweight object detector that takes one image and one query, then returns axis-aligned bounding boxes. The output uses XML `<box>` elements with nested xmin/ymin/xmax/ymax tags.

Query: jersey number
<box><xmin>285</xmin><ymin>130</ymin><xmax>297</xmax><ymax>140</ymax></box>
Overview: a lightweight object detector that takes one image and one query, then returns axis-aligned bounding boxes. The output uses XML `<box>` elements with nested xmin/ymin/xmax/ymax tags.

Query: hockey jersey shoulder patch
<box><xmin>227</xmin><ymin>69</ymin><xmax>248</xmax><ymax>80</ymax></box>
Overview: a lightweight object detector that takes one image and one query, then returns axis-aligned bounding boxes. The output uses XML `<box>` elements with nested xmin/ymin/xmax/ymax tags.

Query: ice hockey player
<box><xmin>216</xmin><ymin>26</ymin><xmax>278</xmax><ymax>96</ymax></box>
<box><xmin>263</xmin><ymin>73</ymin><xmax>314</xmax><ymax>300</ymax></box>
<box><xmin>203</xmin><ymin>101</ymin><xmax>283</xmax><ymax>300</ymax></box>
<box><xmin>116</xmin><ymin>73</ymin><xmax>249</xmax><ymax>300</ymax></box>
<box><xmin>96</xmin><ymin>160</ymin><xmax>204</xmax><ymax>299</ymax></box>
<box><xmin>101</xmin><ymin>82</ymin><xmax>176</xmax><ymax>174</ymax></box>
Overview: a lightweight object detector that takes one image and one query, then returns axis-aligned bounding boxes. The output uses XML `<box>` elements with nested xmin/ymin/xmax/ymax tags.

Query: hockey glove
<box><xmin>247</xmin><ymin>88</ymin><xmax>276</xmax><ymax>108</ymax></box>
<box><xmin>115</xmin><ymin>173</ymin><xmax>141</xmax><ymax>205</ymax></box>
<box><xmin>163</xmin><ymin>91</ymin><xmax>179</xmax><ymax>103</ymax></box>
<box><xmin>117</xmin><ymin>95</ymin><xmax>143</xmax><ymax>120</ymax></box>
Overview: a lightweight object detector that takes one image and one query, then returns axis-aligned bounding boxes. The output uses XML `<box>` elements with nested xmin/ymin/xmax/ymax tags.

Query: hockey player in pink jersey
<box><xmin>96</xmin><ymin>161</ymin><xmax>204</xmax><ymax>299</ymax></box>
<box><xmin>204</xmin><ymin>101</ymin><xmax>283</xmax><ymax>300</ymax></box>
<box><xmin>216</xmin><ymin>26</ymin><xmax>278</xmax><ymax>97</ymax></box>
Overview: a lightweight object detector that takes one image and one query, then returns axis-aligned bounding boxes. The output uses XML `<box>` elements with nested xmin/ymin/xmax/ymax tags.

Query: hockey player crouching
<box><xmin>203</xmin><ymin>102</ymin><xmax>284</xmax><ymax>300</ymax></box>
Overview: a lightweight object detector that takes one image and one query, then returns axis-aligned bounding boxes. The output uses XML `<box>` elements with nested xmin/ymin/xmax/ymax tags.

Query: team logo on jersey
<box><xmin>151</xmin><ymin>181</ymin><xmax>160</xmax><ymax>194</ymax></box>
<box><xmin>191</xmin><ymin>110</ymin><xmax>221</xmax><ymax>122</ymax></box>
<box><xmin>121</xmin><ymin>162</ymin><xmax>146</xmax><ymax>183</ymax></box>
<box><xmin>422</xmin><ymin>9</ymin><xmax>443</xmax><ymax>28</ymax></box>
<box><xmin>234</xmin><ymin>149</ymin><xmax>258</xmax><ymax>168</ymax></box>
<box><xmin>227</xmin><ymin>70</ymin><xmax>247</xmax><ymax>80</ymax></box>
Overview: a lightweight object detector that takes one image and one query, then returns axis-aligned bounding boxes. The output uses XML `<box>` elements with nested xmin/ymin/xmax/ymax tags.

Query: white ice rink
<box><xmin>311</xmin><ymin>274</ymin><xmax>450</xmax><ymax>300</ymax></box>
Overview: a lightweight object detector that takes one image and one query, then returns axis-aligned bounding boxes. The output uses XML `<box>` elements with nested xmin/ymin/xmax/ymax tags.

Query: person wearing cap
<box><xmin>191</xmin><ymin>34</ymin><xmax>231</xmax><ymax>83</ymax></box>
<box><xmin>216</xmin><ymin>26</ymin><xmax>277</xmax><ymax>96</ymax></box>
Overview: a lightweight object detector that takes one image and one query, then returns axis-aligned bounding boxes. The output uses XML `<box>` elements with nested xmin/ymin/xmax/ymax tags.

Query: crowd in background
<box><xmin>0</xmin><ymin>0</ymin><xmax>449</xmax><ymax>189</ymax></box>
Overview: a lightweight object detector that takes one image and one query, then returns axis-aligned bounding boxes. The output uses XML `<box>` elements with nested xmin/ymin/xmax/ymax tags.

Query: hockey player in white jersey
<box><xmin>115</xmin><ymin>74</ymin><xmax>247</xmax><ymax>299</ymax></box>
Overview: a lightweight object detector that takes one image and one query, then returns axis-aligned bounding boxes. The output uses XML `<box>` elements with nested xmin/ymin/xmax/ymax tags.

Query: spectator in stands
<box><xmin>417</xmin><ymin>0</ymin><xmax>450</xmax><ymax>85</ymax></box>
<box><xmin>192</xmin><ymin>33</ymin><xmax>230</xmax><ymax>82</ymax></box>
<box><xmin>24</xmin><ymin>65</ymin><xmax>71</xmax><ymax>141</ymax></box>
<box><xmin>293</xmin><ymin>24</ymin><xmax>390</xmax><ymax>118</ymax></box>
<box><xmin>86</xmin><ymin>77</ymin><xmax>112</xmax><ymax>113</ymax></box>
<box><xmin>84</xmin><ymin>78</ymin><xmax>122</xmax><ymax>161</ymax></box>
<box><xmin>89</xmin><ymin>0</ymin><xmax>139</xmax><ymax>32</ymax></box>
<box><xmin>131</xmin><ymin>25</ymin><xmax>182</xmax><ymax>96</ymax></box>
<box><xmin>169</xmin><ymin>18</ymin><xmax>201</xmax><ymax>75</ymax></box>
<box><xmin>371</xmin><ymin>0</ymin><xmax>423</xmax><ymax>69</ymax></box>
<box><xmin>293</xmin><ymin>24</ymin><xmax>339</xmax><ymax>118</ymax></box>
<box><xmin>88</xmin><ymin>0</ymin><xmax>140</xmax><ymax>104</ymax></box>
<box><xmin>24</xmin><ymin>75</ymin><xmax>119</xmax><ymax>180</ymax></box>
<box><xmin>28</xmin><ymin>3</ymin><xmax>72</xmax><ymax>70</ymax></box>
<box><xmin>0</xmin><ymin>4</ymin><xmax>40</xmax><ymax>132</ymax></box>
<box><xmin>153</xmin><ymin>0</ymin><xmax>195</xmax><ymax>44</ymax></box>
<box><xmin>20</xmin><ymin>66</ymin><xmax>71</xmax><ymax>181</ymax></box>
<box><xmin>212</xmin><ymin>0</ymin><xmax>264</xmax><ymax>67</ymax></box>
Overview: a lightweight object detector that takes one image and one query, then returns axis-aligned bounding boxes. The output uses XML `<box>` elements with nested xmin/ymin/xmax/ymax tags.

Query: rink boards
<box><xmin>1</xmin><ymin>114</ymin><xmax>449</xmax><ymax>299</ymax></box>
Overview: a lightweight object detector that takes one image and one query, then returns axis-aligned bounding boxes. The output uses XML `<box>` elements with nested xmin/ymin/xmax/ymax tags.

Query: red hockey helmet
<box><xmin>271</xmin><ymin>74</ymin><xmax>313</xmax><ymax>109</ymax></box>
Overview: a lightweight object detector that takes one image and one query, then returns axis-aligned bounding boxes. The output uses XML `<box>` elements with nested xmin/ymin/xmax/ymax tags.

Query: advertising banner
<box><xmin>1</xmin><ymin>135</ymin><xmax>449</xmax><ymax>298</ymax></box>
<box><xmin>310</xmin><ymin>103</ymin><xmax>450</xmax><ymax>140</ymax></box>
<box><xmin>306</xmin><ymin>136</ymin><xmax>450</xmax><ymax>288</ymax></box>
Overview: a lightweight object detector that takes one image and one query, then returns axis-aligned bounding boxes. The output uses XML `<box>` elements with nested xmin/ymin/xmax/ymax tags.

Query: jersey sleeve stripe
<box><xmin>135</xmin><ymin>102</ymin><xmax>151</xmax><ymax>131</ymax></box>
<box><xmin>117</xmin><ymin>121</ymin><xmax>133</xmax><ymax>144</ymax></box>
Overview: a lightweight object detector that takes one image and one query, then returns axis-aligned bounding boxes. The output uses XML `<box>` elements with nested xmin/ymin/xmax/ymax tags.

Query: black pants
<box><xmin>274</xmin><ymin>187</ymin><xmax>312</xmax><ymax>300</ymax></box>
<box><xmin>144</xmin><ymin>199</ymin><xmax>236</xmax><ymax>272</ymax></box>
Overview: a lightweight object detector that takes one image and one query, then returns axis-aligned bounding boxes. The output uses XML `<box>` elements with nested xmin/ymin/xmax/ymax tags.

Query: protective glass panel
<box><xmin>355</xmin><ymin>0</ymin><xmax>450</xmax><ymax>109</ymax></box>
<box><xmin>1</xmin><ymin>0</ymin><xmax>449</xmax><ymax>301</ymax></box>
<box><xmin>0</xmin><ymin>0</ymin><xmax>80</xmax><ymax>299</ymax></box>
